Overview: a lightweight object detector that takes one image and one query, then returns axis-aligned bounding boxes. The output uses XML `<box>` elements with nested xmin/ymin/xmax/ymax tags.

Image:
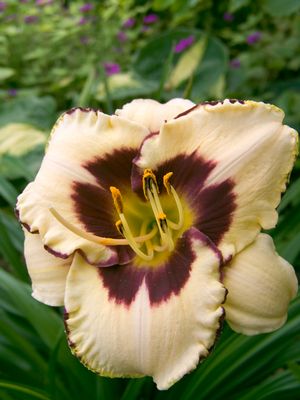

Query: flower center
<box><xmin>49</xmin><ymin>169</ymin><xmax>191</xmax><ymax>264</ymax></box>
<box><xmin>109</xmin><ymin>169</ymin><xmax>184</xmax><ymax>261</ymax></box>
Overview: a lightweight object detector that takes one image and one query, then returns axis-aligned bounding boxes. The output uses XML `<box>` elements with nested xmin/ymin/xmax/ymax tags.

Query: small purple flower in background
<box><xmin>223</xmin><ymin>12</ymin><xmax>234</xmax><ymax>22</ymax></box>
<box><xmin>24</xmin><ymin>15</ymin><xmax>38</xmax><ymax>23</ymax></box>
<box><xmin>117</xmin><ymin>31</ymin><xmax>127</xmax><ymax>43</ymax></box>
<box><xmin>230</xmin><ymin>59</ymin><xmax>241</xmax><ymax>69</ymax></box>
<box><xmin>80</xmin><ymin>36</ymin><xmax>90</xmax><ymax>45</ymax></box>
<box><xmin>247</xmin><ymin>31</ymin><xmax>262</xmax><ymax>45</ymax></box>
<box><xmin>143</xmin><ymin>14</ymin><xmax>158</xmax><ymax>24</ymax></box>
<box><xmin>174</xmin><ymin>35</ymin><xmax>195</xmax><ymax>53</ymax></box>
<box><xmin>104</xmin><ymin>62</ymin><xmax>120</xmax><ymax>76</ymax></box>
<box><xmin>122</xmin><ymin>17</ymin><xmax>135</xmax><ymax>28</ymax></box>
<box><xmin>7</xmin><ymin>89</ymin><xmax>18</xmax><ymax>97</ymax></box>
<box><xmin>141</xmin><ymin>25</ymin><xmax>150</xmax><ymax>33</ymax></box>
<box><xmin>79</xmin><ymin>3</ymin><xmax>93</xmax><ymax>12</ymax></box>
<box><xmin>0</xmin><ymin>1</ymin><xmax>6</xmax><ymax>12</ymax></box>
<box><xmin>78</xmin><ymin>17</ymin><xmax>88</xmax><ymax>25</ymax></box>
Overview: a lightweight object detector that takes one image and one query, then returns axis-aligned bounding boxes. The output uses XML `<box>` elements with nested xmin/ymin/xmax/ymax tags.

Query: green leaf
<box><xmin>121</xmin><ymin>379</ymin><xmax>148</xmax><ymax>400</ymax></box>
<box><xmin>0</xmin><ymin>152</ymin><xmax>41</xmax><ymax>181</ymax></box>
<box><xmin>280</xmin><ymin>231</ymin><xmax>300</xmax><ymax>263</ymax></box>
<box><xmin>0</xmin><ymin>124</ymin><xmax>46</xmax><ymax>157</ymax></box>
<box><xmin>278</xmin><ymin>178</ymin><xmax>300</xmax><ymax>211</ymax></box>
<box><xmin>0</xmin><ymin>96</ymin><xmax>57</xmax><ymax>131</ymax></box>
<box><xmin>0</xmin><ymin>311</ymin><xmax>46</xmax><ymax>372</ymax></box>
<box><xmin>0</xmin><ymin>176</ymin><xmax>18</xmax><ymax>207</ymax></box>
<box><xmin>133</xmin><ymin>30</ymin><xmax>227</xmax><ymax>101</ymax></box>
<box><xmin>153</xmin><ymin>0</ymin><xmax>176</xmax><ymax>10</ymax></box>
<box><xmin>190</xmin><ymin>37</ymin><xmax>228</xmax><ymax>101</ymax></box>
<box><xmin>229</xmin><ymin>0</ymin><xmax>251</xmax><ymax>12</ymax></box>
<box><xmin>0</xmin><ymin>213</ymin><xmax>26</xmax><ymax>281</ymax></box>
<box><xmin>0</xmin><ymin>268</ymin><xmax>63</xmax><ymax>348</ymax></box>
<box><xmin>133</xmin><ymin>29</ymin><xmax>201</xmax><ymax>83</ymax></box>
<box><xmin>0</xmin><ymin>68</ymin><xmax>15</xmax><ymax>81</ymax></box>
<box><xmin>96</xmin><ymin>73</ymin><xmax>157</xmax><ymax>102</ymax></box>
<box><xmin>262</xmin><ymin>0</ymin><xmax>300</xmax><ymax>16</ymax></box>
<box><xmin>166</xmin><ymin>37</ymin><xmax>207</xmax><ymax>89</ymax></box>
<box><xmin>0</xmin><ymin>381</ymin><xmax>50</xmax><ymax>400</ymax></box>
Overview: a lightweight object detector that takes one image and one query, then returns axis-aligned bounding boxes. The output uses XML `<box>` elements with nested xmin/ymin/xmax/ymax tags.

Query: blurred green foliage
<box><xmin>0</xmin><ymin>0</ymin><xmax>299</xmax><ymax>399</ymax></box>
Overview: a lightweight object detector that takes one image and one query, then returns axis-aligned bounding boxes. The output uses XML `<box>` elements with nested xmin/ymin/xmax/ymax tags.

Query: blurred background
<box><xmin>0</xmin><ymin>1</ymin><xmax>300</xmax><ymax>399</ymax></box>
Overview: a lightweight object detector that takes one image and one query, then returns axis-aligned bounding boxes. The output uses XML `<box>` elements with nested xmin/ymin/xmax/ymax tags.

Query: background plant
<box><xmin>0</xmin><ymin>0</ymin><xmax>299</xmax><ymax>399</ymax></box>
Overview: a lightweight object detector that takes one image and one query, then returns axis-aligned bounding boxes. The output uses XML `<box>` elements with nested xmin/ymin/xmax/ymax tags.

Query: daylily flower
<box><xmin>16</xmin><ymin>98</ymin><xmax>298</xmax><ymax>390</ymax></box>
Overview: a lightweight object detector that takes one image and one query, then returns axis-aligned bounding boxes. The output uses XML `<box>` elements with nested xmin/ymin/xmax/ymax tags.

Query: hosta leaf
<box><xmin>166</xmin><ymin>37</ymin><xmax>207</xmax><ymax>89</ymax></box>
<box><xmin>0</xmin><ymin>124</ymin><xmax>46</xmax><ymax>157</ymax></box>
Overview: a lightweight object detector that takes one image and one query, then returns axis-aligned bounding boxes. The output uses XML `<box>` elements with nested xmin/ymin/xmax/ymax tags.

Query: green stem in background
<box><xmin>183</xmin><ymin>72</ymin><xmax>195</xmax><ymax>99</ymax></box>
<box><xmin>0</xmin><ymin>381</ymin><xmax>50</xmax><ymax>400</ymax></box>
<box><xmin>154</xmin><ymin>41</ymin><xmax>175</xmax><ymax>101</ymax></box>
<box><xmin>47</xmin><ymin>329</ymin><xmax>67</xmax><ymax>400</ymax></box>
<box><xmin>77</xmin><ymin>67</ymin><xmax>96</xmax><ymax>108</ymax></box>
<box><xmin>0</xmin><ymin>212</ymin><xmax>27</xmax><ymax>282</ymax></box>
<box><xmin>99</xmin><ymin>66</ymin><xmax>113</xmax><ymax>115</ymax></box>
<box><xmin>121</xmin><ymin>378</ymin><xmax>148</xmax><ymax>400</ymax></box>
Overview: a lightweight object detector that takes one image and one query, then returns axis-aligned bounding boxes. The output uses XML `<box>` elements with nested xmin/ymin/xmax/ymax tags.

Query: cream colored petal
<box><xmin>223</xmin><ymin>234</ymin><xmax>298</xmax><ymax>335</ymax></box>
<box><xmin>135</xmin><ymin>100</ymin><xmax>298</xmax><ymax>259</ymax></box>
<box><xmin>115</xmin><ymin>98</ymin><xmax>195</xmax><ymax>132</ymax></box>
<box><xmin>64</xmin><ymin>229</ymin><xmax>225</xmax><ymax>390</ymax></box>
<box><xmin>24</xmin><ymin>230</ymin><xmax>71</xmax><ymax>306</ymax></box>
<box><xmin>17</xmin><ymin>109</ymin><xmax>149</xmax><ymax>265</ymax></box>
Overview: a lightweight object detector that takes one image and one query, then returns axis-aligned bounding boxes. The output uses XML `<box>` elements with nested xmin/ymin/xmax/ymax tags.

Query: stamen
<box><xmin>142</xmin><ymin>169</ymin><xmax>159</xmax><ymax>200</ymax></box>
<box><xmin>140</xmin><ymin>220</ymin><xmax>154</xmax><ymax>257</ymax></box>
<box><xmin>162</xmin><ymin>172</ymin><xmax>184</xmax><ymax>230</ymax></box>
<box><xmin>147</xmin><ymin>187</ymin><xmax>174</xmax><ymax>252</ymax></box>
<box><xmin>169</xmin><ymin>186</ymin><xmax>184</xmax><ymax>230</ymax></box>
<box><xmin>163</xmin><ymin>172</ymin><xmax>173</xmax><ymax>195</ymax></box>
<box><xmin>119</xmin><ymin>213</ymin><xmax>154</xmax><ymax>261</ymax></box>
<box><xmin>115</xmin><ymin>219</ymin><xmax>124</xmax><ymax>235</ymax></box>
<box><xmin>110</xmin><ymin>186</ymin><xmax>123</xmax><ymax>214</ymax></box>
<box><xmin>109</xmin><ymin>185</ymin><xmax>154</xmax><ymax>261</ymax></box>
<box><xmin>158</xmin><ymin>212</ymin><xmax>167</xmax><ymax>233</ymax></box>
<box><xmin>50</xmin><ymin>207</ymin><xmax>157</xmax><ymax>246</ymax></box>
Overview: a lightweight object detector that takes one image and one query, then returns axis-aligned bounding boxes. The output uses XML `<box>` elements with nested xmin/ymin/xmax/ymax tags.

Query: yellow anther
<box><xmin>110</xmin><ymin>186</ymin><xmax>123</xmax><ymax>214</ymax></box>
<box><xmin>158</xmin><ymin>212</ymin><xmax>167</xmax><ymax>220</ymax></box>
<box><xmin>158</xmin><ymin>212</ymin><xmax>168</xmax><ymax>233</ymax></box>
<box><xmin>142</xmin><ymin>168</ymin><xmax>159</xmax><ymax>200</ymax></box>
<box><xmin>115</xmin><ymin>219</ymin><xmax>124</xmax><ymax>235</ymax></box>
<box><xmin>163</xmin><ymin>172</ymin><xmax>173</xmax><ymax>195</ymax></box>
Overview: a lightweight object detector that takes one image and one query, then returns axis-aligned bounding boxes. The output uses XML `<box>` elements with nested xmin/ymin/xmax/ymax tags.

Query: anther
<box><xmin>163</xmin><ymin>172</ymin><xmax>173</xmax><ymax>195</ymax></box>
<box><xmin>142</xmin><ymin>169</ymin><xmax>159</xmax><ymax>200</ymax></box>
<box><xmin>158</xmin><ymin>212</ymin><xmax>168</xmax><ymax>233</ymax></box>
<box><xmin>115</xmin><ymin>219</ymin><xmax>124</xmax><ymax>235</ymax></box>
<box><xmin>110</xmin><ymin>186</ymin><xmax>123</xmax><ymax>214</ymax></box>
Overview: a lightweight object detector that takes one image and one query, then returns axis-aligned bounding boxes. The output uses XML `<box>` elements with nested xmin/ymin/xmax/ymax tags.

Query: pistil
<box><xmin>49</xmin><ymin>207</ymin><xmax>157</xmax><ymax>247</ymax></box>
